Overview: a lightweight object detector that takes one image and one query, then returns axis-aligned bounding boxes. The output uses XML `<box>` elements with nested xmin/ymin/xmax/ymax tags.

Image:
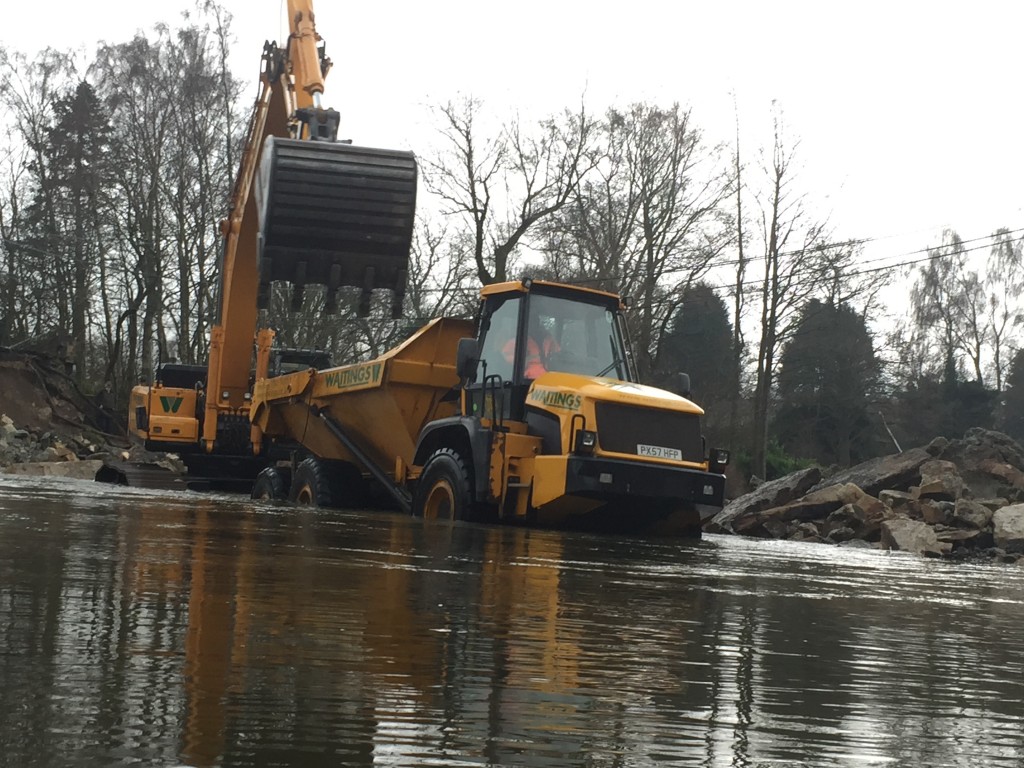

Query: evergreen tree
<box><xmin>21</xmin><ymin>80</ymin><xmax>111</xmax><ymax>381</ymax></box>
<box><xmin>772</xmin><ymin>299</ymin><xmax>880</xmax><ymax>466</ymax></box>
<box><xmin>46</xmin><ymin>81</ymin><xmax>112</xmax><ymax>380</ymax></box>
<box><xmin>1000</xmin><ymin>348</ymin><xmax>1024</xmax><ymax>442</ymax></box>
<box><xmin>656</xmin><ymin>281</ymin><xmax>738</xmax><ymax>447</ymax></box>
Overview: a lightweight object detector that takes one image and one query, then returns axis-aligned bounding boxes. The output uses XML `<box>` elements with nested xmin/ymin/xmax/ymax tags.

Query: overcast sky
<box><xmin>4</xmin><ymin>0</ymin><xmax>1023</xmax><ymax>275</ymax></box>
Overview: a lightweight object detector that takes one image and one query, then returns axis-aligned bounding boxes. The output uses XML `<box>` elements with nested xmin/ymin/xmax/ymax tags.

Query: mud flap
<box><xmin>255</xmin><ymin>136</ymin><xmax>416</xmax><ymax>315</ymax></box>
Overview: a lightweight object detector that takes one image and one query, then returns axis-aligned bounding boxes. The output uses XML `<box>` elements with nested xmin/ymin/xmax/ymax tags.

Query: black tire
<box><xmin>289</xmin><ymin>457</ymin><xmax>333</xmax><ymax>507</ymax></box>
<box><xmin>413</xmin><ymin>448</ymin><xmax>473</xmax><ymax>522</ymax></box>
<box><xmin>251</xmin><ymin>466</ymin><xmax>289</xmax><ymax>500</ymax></box>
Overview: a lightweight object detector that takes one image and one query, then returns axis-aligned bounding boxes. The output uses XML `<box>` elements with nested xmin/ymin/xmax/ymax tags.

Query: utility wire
<box><xmin>390</xmin><ymin>223</ymin><xmax>1024</xmax><ymax>299</ymax></box>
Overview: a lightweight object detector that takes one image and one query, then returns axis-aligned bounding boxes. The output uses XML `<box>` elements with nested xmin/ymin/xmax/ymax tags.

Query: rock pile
<box><xmin>706</xmin><ymin>428</ymin><xmax>1024</xmax><ymax>564</ymax></box>
<box><xmin>1</xmin><ymin>410</ymin><xmax>185</xmax><ymax>482</ymax></box>
<box><xmin>1</xmin><ymin>412</ymin><xmax>115</xmax><ymax>480</ymax></box>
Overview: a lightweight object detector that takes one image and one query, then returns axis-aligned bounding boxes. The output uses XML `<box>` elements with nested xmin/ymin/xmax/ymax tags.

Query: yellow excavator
<box><xmin>127</xmin><ymin>0</ymin><xmax>415</xmax><ymax>482</ymax></box>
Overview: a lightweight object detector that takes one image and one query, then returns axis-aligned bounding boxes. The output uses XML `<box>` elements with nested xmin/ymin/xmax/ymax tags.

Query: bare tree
<box><xmin>729</xmin><ymin>97</ymin><xmax>748</xmax><ymax>447</ymax></box>
<box><xmin>93</xmin><ymin>32</ymin><xmax>178</xmax><ymax>384</ymax></box>
<box><xmin>986</xmin><ymin>228</ymin><xmax>1024</xmax><ymax>391</ymax></box>
<box><xmin>627</xmin><ymin>105</ymin><xmax>732</xmax><ymax>376</ymax></box>
<box><xmin>91</xmin><ymin>10</ymin><xmax>242</xmax><ymax>383</ymax></box>
<box><xmin>911</xmin><ymin>227</ymin><xmax>1024</xmax><ymax>391</ymax></box>
<box><xmin>542</xmin><ymin>106</ymin><xmax>639</xmax><ymax>289</ymax></box>
<box><xmin>404</xmin><ymin>221</ymin><xmax>477</xmax><ymax>324</ymax></box>
<box><xmin>162</xmin><ymin>16</ymin><xmax>241</xmax><ymax>364</ymax></box>
<box><xmin>424</xmin><ymin>97</ymin><xmax>594</xmax><ymax>286</ymax></box>
<box><xmin>544</xmin><ymin>103</ymin><xmax>733</xmax><ymax>379</ymax></box>
<box><xmin>910</xmin><ymin>230</ymin><xmax>992</xmax><ymax>384</ymax></box>
<box><xmin>0</xmin><ymin>114</ymin><xmax>34</xmax><ymax>345</ymax></box>
<box><xmin>748</xmin><ymin>113</ymin><xmax>842</xmax><ymax>478</ymax></box>
<box><xmin>0</xmin><ymin>48</ymin><xmax>78</xmax><ymax>344</ymax></box>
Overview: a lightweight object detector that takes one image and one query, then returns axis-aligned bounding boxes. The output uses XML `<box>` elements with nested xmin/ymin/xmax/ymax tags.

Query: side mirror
<box><xmin>456</xmin><ymin>338</ymin><xmax>479</xmax><ymax>382</ymax></box>
<box><xmin>675</xmin><ymin>372</ymin><xmax>691</xmax><ymax>399</ymax></box>
<box><xmin>709</xmin><ymin>448</ymin><xmax>731</xmax><ymax>472</ymax></box>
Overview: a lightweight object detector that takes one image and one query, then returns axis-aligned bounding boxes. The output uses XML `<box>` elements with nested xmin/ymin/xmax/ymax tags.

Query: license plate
<box><xmin>637</xmin><ymin>443</ymin><xmax>682</xmax><ymax>461</ymax></box>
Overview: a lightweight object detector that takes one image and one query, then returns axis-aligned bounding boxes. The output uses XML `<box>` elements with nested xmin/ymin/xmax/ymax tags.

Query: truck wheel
<box><xmin>290</xmin><ymin>457</ymin><xmax>333</xmax><ymax>507</ymax></box>
<box><xmin>252</xmin><ymin>466</ymin><xmax>288</xmax><ymax>500</ymax></box>
<box><xmin>414</xmin><ymin>448</ymin><xmax>472</xmax><ymax>522</ymax></box>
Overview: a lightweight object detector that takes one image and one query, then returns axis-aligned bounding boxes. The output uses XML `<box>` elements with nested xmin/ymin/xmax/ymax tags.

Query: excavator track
<box><xmin>255</xmin><ymin>137</ymin><xmax>417</xmax><ymax>312</ymax></box>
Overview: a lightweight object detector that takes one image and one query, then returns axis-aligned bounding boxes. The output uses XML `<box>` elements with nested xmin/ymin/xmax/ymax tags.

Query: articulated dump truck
<box><xmin>250</xmin><ymin>279</ymin><xmax>731</xmax><ymax>536</ymax></box>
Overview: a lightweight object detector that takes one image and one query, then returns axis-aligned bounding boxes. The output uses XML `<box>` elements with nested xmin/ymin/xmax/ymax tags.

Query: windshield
<box><xmin>526</xmin><ymin>293</ymin><xmax>632</xmax><ymax>381</ymax></box>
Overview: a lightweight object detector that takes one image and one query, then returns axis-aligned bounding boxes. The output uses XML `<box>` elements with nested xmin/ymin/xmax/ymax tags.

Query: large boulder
<box><xmin>953</xmin><ymin>498</ymin><xmax>994</xmax><ymax>530</ymax></box>
<box><xmin>706</xmin><ymin>466</ymin><xmax>822</xmax><ymax>533</ymax></box>
<box><xmin>960</xmin><ymin>459</ymin><xmax>1024</xmax><ymax>501</ymax></box>
<box><xmin>938</xmin><ymin>429</ymin><xmax>1024</xmax><ymax>499</ymax></box>
<box><xmin>881</xmin><ymin>517</ymin><xmax>951</xmax><ymax>557</ymax></box>
<box><xmin>912</xmin><ymin>460</ymin><xmax>964</xmax><ymax>501</ymax></box>
<box><xmin>808</xmin><ymin>447</ymin><xmax>931</xmax><ymax>497</ymax></box>
<box><xmin>823</xmin><ymin>494</ymin><xmax>888</xmax><ymax>541</ymax></box>
<box><xmin>768</xmin><ymin>483</ymin><xmax>864</xmax><ymax>522</ymax></box>
<box><xmin>993</xmin><ymin>505</ymin><xmax>1024</xmax><ymax>553</ymax></box>
<box><xmin>939</xmin><ymin>428</ymin><xmax>1024</xmax><ymax>471</ymax></box>
<box><xmin>916</xmin><ymin>499</ymin><xmax>954</xmax><ymax>526</ymax></box>
<box><xmin>720</xmin><ymin>483</ymin><xmax>864</xmax><ymax>539</ymax></box>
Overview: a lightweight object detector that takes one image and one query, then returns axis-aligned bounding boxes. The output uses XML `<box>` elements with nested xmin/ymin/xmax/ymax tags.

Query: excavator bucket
<box><xmin>255</xmin><ymin>136</ymin><xmax>417</xmax><ymax>316</ymax></box>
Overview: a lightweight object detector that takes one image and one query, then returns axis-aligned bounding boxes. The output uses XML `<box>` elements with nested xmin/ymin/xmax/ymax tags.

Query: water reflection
<box><xmin>0</xmin><ymin>475</ymin><xmax>1022</xmax><ymax>767</ymax></box>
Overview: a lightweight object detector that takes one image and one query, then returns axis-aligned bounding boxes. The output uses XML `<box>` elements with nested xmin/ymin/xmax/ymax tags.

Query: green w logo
<box><xmin>159</xmin><ymin>396</ymin><xmax>184</xmax><ymax>413</ymax></box>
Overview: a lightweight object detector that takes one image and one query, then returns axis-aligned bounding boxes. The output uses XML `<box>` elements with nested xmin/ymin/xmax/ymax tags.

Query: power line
<box><xmin>661</xmin><ymin>224</ymin><xmax>1024</xmax><ymax>276</ymax></box>
<box><xmin>240</xmin><ymin>225</ymin><xmax>1024</xmax><ymax>331</ymax></box>
<box><xmin>398</xmin><ymin>223</ymin><xmax>1024</xmax><ymax>299</ymax></box>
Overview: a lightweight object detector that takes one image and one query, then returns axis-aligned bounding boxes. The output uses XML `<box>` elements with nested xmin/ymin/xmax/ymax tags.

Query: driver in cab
<box><xmin>504</xmin><ymin>316</ymin><xmax>560</xmax><ymax>379</ymax></box>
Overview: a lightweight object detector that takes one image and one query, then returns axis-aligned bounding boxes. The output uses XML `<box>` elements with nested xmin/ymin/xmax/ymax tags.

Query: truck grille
<box><xmin>595</xmin><ymin>402</ymin><xmax>704</xmax><ymax>463</ymax></box>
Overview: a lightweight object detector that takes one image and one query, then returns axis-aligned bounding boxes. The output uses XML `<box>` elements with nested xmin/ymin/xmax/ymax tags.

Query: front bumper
<box><xmin>532</xmin><ymin>454</ymin><xmax>726</xmax><ymax>509</ymax></box>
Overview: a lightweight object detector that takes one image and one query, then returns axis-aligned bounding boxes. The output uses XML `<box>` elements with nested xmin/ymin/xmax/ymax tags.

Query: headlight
<box><xmin>710</xmin><ymin>448</ymin><xmax>730</xmax><ymax>468</ymax></box>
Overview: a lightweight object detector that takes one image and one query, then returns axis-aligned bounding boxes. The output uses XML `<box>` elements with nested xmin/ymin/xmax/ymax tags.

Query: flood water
<box><xmin>0</xmin><ymin>475</ymin><xmax>1022</xmax><ymax>768</ymax></box>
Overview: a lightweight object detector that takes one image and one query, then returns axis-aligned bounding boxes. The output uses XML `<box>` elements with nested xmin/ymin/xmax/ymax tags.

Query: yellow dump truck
<box><xmin>249</xmin><ymin>279</ymin><xmax>729</xmax><ymax>536</ymax></box>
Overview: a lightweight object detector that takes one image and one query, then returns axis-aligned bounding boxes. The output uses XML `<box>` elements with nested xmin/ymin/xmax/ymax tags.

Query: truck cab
<box><xmin>469</xmin><ymin>279</ymin><xmax>635</xmax><ymax>419</ymax></box>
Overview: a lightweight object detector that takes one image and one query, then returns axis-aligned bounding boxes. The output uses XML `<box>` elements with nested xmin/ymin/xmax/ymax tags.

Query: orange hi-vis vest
<box><xmin>504</xmin><ymin>334</ymin><xmax>559</xmax><ymax>379</ymax></box>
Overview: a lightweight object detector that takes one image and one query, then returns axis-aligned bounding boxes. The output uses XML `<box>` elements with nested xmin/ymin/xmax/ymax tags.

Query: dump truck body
<box><xmin>251</xmin><ymin>318</ymin><xmax>473</xmax><ymax>473</ymax></box>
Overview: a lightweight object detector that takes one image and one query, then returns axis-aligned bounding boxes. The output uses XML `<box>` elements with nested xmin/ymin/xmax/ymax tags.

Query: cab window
<box><xmin>477</xmin><ymin>297</ymin><xmax>520</xmax><ymax>383</ymax></box>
